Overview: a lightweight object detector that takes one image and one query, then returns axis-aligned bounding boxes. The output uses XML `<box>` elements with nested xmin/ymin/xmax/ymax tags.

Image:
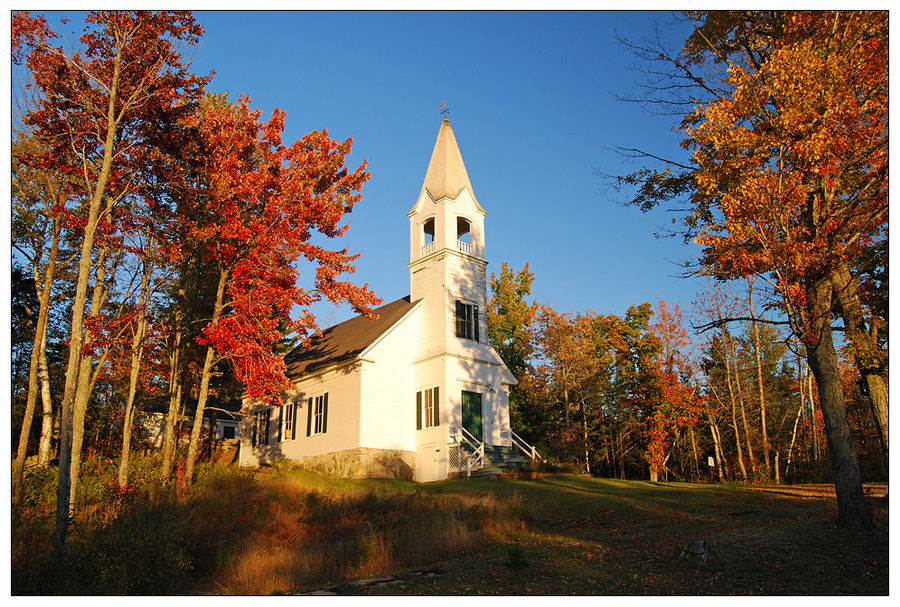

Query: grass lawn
<box><xmin>12</xmin><ymin>462</ymin><xmax>888</xmax><ymax>595</ymax></box>
<box><xmin>307</xmin><ymin>474</ymin><xmax>889</xmax><ymax>596</ymax></box>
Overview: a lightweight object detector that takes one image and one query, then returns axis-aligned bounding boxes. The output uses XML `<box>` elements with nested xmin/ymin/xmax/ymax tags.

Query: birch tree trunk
<box><xmin>708</xmin><ymin>415</ymin><xmax>727</xmax><ymax>481</ymax></box>
<box><xmin>689</xmin><ymin>426</ymin><xmax>700</xmax><ymax>481</ymax></box>
<box><xmin>731</xmin><ymin>340</ymin><xmax>757</xmax><ymax>475</ymax></box>
<box><xmin>721</xmin><ymin>333</ymin><xmax>748</xmax><ymax>481</ymax></box>
<box><xmin>785</xmin><ymin>401</ymin><xmax>803</xmax><ymax>477</ymax></box>
<box><xmin>748</xmin><ymin>278</ymin><xmax>772</xmax><ymax>472</ymax></box>
<box><xmin>37</xmin><ymin>329</ymin><xmax>54</xmax><ymax>465</ymax></box>
<box><xmin>12</xmin><ymin>226</ymin><xmax>60</xmax><ymax>497</ymax></box>
<box><xmin>581</xmin><ymin>400</ymin><xmax>591</xmax><ymax>475</ymax></box>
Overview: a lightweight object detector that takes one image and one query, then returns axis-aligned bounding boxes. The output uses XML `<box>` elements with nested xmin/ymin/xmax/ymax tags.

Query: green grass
<box><xmin>12</xmin><ymin>460</ymin><xmax>888</xmax><ymax>595</ymax></box>
<box><xmin>373</xmin><ymin>476</ymin><xmax>888</xmax><ymax>595</ymax></box>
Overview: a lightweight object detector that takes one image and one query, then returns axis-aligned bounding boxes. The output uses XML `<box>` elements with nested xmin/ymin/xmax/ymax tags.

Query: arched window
<box><xmin>457</xmin><ymin>217</ymin><xmax>472</xmax><ymax>254</ymax></box>
<box><xmin>421</xmin><ymin>217</ymin><xmax>436</xmax><ymax>256</ymax></box>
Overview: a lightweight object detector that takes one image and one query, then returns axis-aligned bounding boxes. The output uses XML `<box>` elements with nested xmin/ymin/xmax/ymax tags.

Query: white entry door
<box><xmin>415</xmin><ymin>443</ymin><xmax>439</xmax><ymax>482</ymax></box>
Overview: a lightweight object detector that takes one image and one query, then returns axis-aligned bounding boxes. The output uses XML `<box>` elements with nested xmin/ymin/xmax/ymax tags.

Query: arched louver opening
<box><xmin>421</xmin><ymin>217</ymin><xmax>436</xmax><ymax>257</ymax></box>
<box><xmin>457</xmin><ymin>217</ymin><xmax>472</xmax><ymax>255</ymax></box>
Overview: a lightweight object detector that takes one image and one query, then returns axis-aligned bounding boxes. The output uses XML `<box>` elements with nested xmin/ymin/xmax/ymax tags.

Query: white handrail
<box><xmin>510</xmin><ymin>429</ymin><xmax>544</xmax><ymax>462</ymax></box>
<box><xmin>451</xmin><ymin>425</ymin><xmax>484</xmax><ymax>478</ymax></box>
<box><xmin>457</xmin><ymin>240</ymin><xmax>471</xmax><ymax>255</ymax></box>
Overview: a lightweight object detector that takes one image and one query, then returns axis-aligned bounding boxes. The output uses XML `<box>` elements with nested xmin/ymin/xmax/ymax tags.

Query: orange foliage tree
<box><xmin>622</xmin><ymin>10</ymin><xmax>885</xmax><ymax>526</ymax></box>
<box><xmin>643</xmin><ymin>301</ymin><xmax>704</xmax><ymax>482</ymax></box>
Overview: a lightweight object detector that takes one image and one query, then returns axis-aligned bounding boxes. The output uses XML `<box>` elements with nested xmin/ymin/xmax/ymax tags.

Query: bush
<box><xmin>69</xmin><ymin>500</ymin><xmax>195</xmax><ymax>594</ymax></box>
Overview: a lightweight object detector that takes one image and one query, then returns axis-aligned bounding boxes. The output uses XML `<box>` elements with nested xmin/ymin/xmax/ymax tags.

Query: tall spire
<box><xmin>420</xmin><ymin>118</ymin><xmax>475</xmax><ymax>202</ymax></box>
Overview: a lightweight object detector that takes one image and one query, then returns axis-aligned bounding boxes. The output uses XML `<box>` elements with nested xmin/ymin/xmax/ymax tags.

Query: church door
<box><xmin>461</xmin><ymin>391</ymin><xmax>483</xmax><ymax>442</ymax></box>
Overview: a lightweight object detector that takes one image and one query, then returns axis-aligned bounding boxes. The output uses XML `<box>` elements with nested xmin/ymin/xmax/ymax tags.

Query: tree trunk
<box><xmin>689</xmin><ymin>426</ymin><xmax>700</xmax><ymax>481</ymax></box>
<box><xmin>161</xmin><ymin>327</ymin><xmax>184</xmax><ymax>482</ymax></box>
<box><xmin>785</xmin><ymin>394</ymin><xmax>804</xmax><ymax>478</ymax></box>
<box><xmin>68</xmin><ymin>252</ymin><xmax>111</xmax><ymax>515</ymax></box>
<box><xmin>55</xmin><ymin>50</ymin><xmax>124</xmax><ymax>553</ymax></box>
<box><xmin>38</xmin><ymin>328</ymin><xmax>54</xmax><ymax>465</ymax></box>
<box><xmin>721</xmin><ymin>333</ymin><xmax>748</xmax><ymax>481</ymax></box>
<box><xmin>708</xmin><ymin>414</ymin><xmax>727</xmax><ymax>480</ymax></box>
<box><xmin>581</xmin><ymin>401</ymin><xmax>591</xmax><ymax>475</ymax></box>
<box><xmin>12</xmin><ymin>226</ymin><xmax>59</xmax><ymax>497</ymax></box>
<box><xmin>830</xmin><ymin>260</ymin><xmax>888</xmax><ymax>469</ymax></box>
<box><xmin>117</xmin><ymin>310</ymin><xmax>148</xmax><ymax>488</ymax></box>
<box><xmin>117</xmin><ymin>253</ymin><xmax>152</xmax><ymax>488</ymax></box>
<box><xmin>731</xmin><ymin>340</ymin><xmax>757</xmax><ymax>475</ymax></box>
<box><xmin>748</xmin><ymin>278</ymin><xmax>772</xmax><ymax>473</ymax></box>
<box><xmin>809</xmin><ymin>366</ymin><xmax>819</xmax><ymax>462</ymax></box>
<box><xmin>184</xmin><ymin>268</ymin><xmax>228</xmax><ymax>483</ymax></box>
<box><xmin>804</xmin><ymin>276</ymin><xmax>870</xmax><ymax>527</ymax></box>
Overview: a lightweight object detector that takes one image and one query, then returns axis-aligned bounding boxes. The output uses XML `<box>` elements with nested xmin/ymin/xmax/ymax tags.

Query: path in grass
<box><xmin>327</xmin><ymin>475</ymin><xmax>888</xmax><ymax>595</ymax></box>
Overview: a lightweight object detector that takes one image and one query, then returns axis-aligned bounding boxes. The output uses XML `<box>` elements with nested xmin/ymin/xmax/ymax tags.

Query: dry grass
<box><xmin>12</xmin><ymin>459</ymin><xmax>523</xmax><ymax>595</ymax></box>
<box><xmin>13</xmin><ymin>459</ymin><xmax>885</xmax><ymax>595</ymax></box>
<box><xmin>207</xmin><ymin>477</ymin><xmax>523</xmax><ymax>594</ymax></box>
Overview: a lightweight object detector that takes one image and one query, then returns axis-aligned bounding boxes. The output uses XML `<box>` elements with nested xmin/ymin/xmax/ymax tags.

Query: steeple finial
<box><xmin>438</xmin><ymin>101</ymin><xmax>449</xmax><ymax>119</ymax></box>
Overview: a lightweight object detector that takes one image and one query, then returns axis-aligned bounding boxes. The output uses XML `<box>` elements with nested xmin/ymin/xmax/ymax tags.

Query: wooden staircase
<box><xmin>450</xmin><ymin>426</ymin><xmax>542</xmax><ymax>479</ymax></box>
<box><xmin>467</xmin><ymin>444</ymin><xmax>530</xmax><ymax>479</ymax></box>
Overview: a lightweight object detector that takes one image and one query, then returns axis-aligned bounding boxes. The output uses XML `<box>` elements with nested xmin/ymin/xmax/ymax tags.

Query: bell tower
<box><xmin>408</xmin><ymin>118</ymin><xmax>489</xmax><ymax>359</ymax></box>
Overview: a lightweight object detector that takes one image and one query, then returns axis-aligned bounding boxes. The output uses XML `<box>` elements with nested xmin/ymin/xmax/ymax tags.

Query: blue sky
<box><xmin>32</xmin><ymin>10</ymin><xmax>711</xmax><ymax>329</ymax></box>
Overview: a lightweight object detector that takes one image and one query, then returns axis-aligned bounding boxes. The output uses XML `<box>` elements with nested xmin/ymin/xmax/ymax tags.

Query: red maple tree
<box><xmin>178</xmin><ymin>95</ymin><xmax>381</xmax><ymax>481</ymax></box>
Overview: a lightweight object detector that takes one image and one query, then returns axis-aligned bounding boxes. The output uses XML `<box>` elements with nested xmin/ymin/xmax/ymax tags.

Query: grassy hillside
<box><xmin>12</xmin><ymin>457</ymin><xmax>888</xmax><ymax>595</ymax></box>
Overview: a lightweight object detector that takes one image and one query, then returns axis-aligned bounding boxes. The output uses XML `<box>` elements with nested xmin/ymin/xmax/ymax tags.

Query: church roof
<box><xmin>284</xmin><ymin>296</ymin><xmax>418</xmax><ymax>379</ymax></box>
<box><xmin>420</xmin><ymin>117</ymin><xmax>477</xmax><ymax>203</ymax></box>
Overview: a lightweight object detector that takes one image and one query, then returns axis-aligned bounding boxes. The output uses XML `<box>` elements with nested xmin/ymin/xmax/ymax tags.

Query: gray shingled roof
<box><xmin>284</xmin><ymin>296</ymin><xmax>418</xmax><ymax>380</ymax></box>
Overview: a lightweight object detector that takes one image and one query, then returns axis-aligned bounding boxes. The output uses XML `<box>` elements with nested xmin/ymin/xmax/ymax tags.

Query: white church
<box><xmin>239</xmin><ymin>118</ymin><xmax>540</xmax><ymax>482</ymax></box>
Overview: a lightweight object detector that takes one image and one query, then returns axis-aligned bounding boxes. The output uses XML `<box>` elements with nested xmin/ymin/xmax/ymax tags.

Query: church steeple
<box><xmin>408</xmin><ymin>118</ymin><xmax>490</xmax><ymax>359</ymax></box>
<box><xmin>419</xmin><ymin>118</ymin><xmax>477</xmax><ymax>204</ymax></box>
<box><xmin>408</xmin><ymin>118</ymin><xmax>486</xmax><ymax>264</ymax></box>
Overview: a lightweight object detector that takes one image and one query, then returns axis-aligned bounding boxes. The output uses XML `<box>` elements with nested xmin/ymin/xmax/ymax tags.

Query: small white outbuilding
<box><xmin>239</xmin><ymin>118</ymin><xmax>538</xmax><ymax>482</ymax></box>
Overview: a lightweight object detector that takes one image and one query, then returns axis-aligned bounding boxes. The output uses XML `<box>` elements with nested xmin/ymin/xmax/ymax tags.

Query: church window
<box><xmin>282</xmin><ymin>402</ymin><xmax>297</xmax><ymax>441</ymax></box>
<box><xmin>306</xmin><ymin>393</ymin><xmax>328</xmax><ymax>436</ymax></box>
<box><xmin>416</xmin><ymin>386</ymin><xmax>440</xmax><ymax>429</ymax></box>
<box><xmin>251</xmin><ymin>410</ymin><xmax>270</xmax><ymax>447</ymax></box>
<box><xmin>456</xmin><ymin>300</ymin><xmax>479</xmax><ymax>342</ymax></box>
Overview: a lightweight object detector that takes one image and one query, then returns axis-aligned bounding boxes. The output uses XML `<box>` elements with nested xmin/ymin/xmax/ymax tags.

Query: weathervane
<box><xmin>438</xmin><ymin>101</ymin><xmax>450</xmax><ymax>119</ymax></box>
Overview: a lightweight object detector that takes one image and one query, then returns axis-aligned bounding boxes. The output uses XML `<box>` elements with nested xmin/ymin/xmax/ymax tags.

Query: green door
<box><xmin>461</xmin><ymin>391</ymin><xmax>483</xmax><ymax>442</ymax></box>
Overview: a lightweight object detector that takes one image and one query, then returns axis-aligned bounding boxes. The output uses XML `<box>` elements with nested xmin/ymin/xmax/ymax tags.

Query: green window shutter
<box><xmin>251</xmin><ymin>415</ymin><xmax>257</xmax><ymax>447</ymax></box>
<box><xmin>322</xmin><ymin>393</ymin><xmax>328</xmax><ymax>434</ymax></box>
<box><xmin>455</xmin><ymin>301</ymin><xmax>463</xmax><ymax>338</ymax></box>
<box><xmin>434</xmin><ymin>387</ymin><xmax>440</xmax><ymax>426</ymax></box>
<box><xmin>292</xmin><ymin>403</ymin><xmax>298</xmax><ymax>440</ymax></box>
<box><xmin>416</xmin><ymin>391</ymin><xmax>422</xmax><ymax>430</ymax></box>
<box><xmin>473</xmin><ymin>306</ymin><xmax>479</xmax><ymax>342</ymax></box>
<box><xmin>306</xmin><ymin>397</ymin><xmax>313</xmax><ymax>436</ymax></box>
<box><xmin>264</xmin><ymin>409</ymin><xmax>271</xmax><ymax>445</ymax></box>
<box><xmin>277</xmin><ymin>407</ymin><xmax>282</xmax><ymax>442</ymax></box>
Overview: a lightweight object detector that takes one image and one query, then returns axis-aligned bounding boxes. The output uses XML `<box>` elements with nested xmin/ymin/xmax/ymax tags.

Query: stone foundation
<box><xmin>288</xmin><ymin>447</ymin><xmax>416</xmax><ymax>481</ymax></box>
